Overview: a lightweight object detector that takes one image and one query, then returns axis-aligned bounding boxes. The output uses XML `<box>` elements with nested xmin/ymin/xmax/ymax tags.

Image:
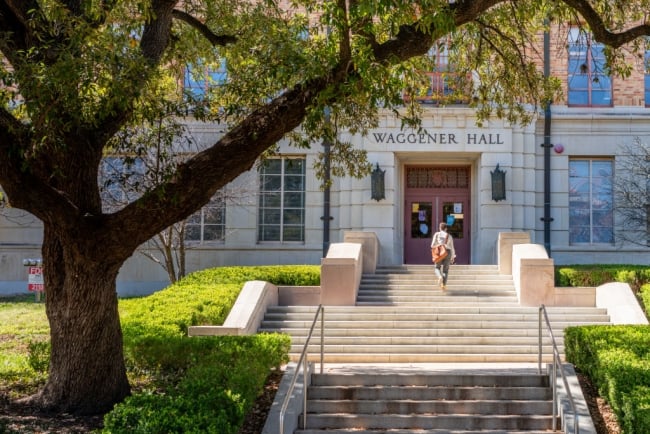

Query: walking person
<box><xmin>431</xmin><ymin>222</ymin><xmax>456</xmax><ymax>290</ymax></box>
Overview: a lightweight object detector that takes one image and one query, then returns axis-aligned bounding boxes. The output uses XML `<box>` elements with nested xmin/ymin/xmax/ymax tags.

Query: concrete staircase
<box><xmin>259</xmin><ymin>265</ymin><xmax>611</xmax><ymax>363</ymax></box>
<box><xmin>261</xmin><ymin>265</ymin><xmax>606</xmax><ymax>433</ymax></box>
<box><xmin>295</xmin><ymin>367</ymin><xmax>557</xmax><ymax>434</ymax></box>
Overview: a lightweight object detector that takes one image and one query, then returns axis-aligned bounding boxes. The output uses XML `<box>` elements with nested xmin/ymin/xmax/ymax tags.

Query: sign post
<box><xmin>23</xmin><ymin>259</ymin><xmax>44</xmax><ymax>302</ymax></box>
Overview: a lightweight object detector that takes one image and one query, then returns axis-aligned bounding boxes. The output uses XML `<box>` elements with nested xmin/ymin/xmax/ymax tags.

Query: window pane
<box><xmin>260</xmin><ymin>208</ymin><xmax>281</xmax><ymax>225</ymax></box>
<box><xmin>261</xmin><ymin>159</ymin><xmax>282</xmax><ymax>175</ymax></box>
<box><xmin>282</xmin><ymin>226</ymin><xmax>304</xmax><ymax>242</ymax></box>
<box><xmin>204</xmin><ymin>207</ymin><xmax>224</xmax><ymax>224</ymax></box>
<box><xmin>186</xmin><ymin>213</ymin><xmax>201</xmax><ymax>224</ymax></box>
<box><xmin>591</xmin><ymin>91</ymin><xmax>611</xmax><ymax>106</ymax></box>
<box><xmin>284</xmin><ymin>192</ymin><xmax>304</xmax><ymax>208</ymax></box>
<box><xmin>569</xmin><ymin>159</ymin><xmax>614</xmax><ymax>244</ymax></box>
<box><xmin>283</xmin><ymin>209</ymin><xmax>304</xmax><ymax>225</ymax></box>
<box><xmin>593</xmin><ymin>227</ymin><xmax>614</xmax><ymax>244</ymax></box>
<box><xmin>261</xmin><ymin>192</ymin><xmax>281</xmax><ymax>208</ymax></box>
<box><xmin>203</xmin><ymin>225</ymin><xmax>224</xmax><ymax>241</ymax></box>
<box><xmin>568</xmin><ymin>74</ymin><xmax>588</xmax><ymax>89</ymax></box>
<box><xmin>284</xmin><ymin>175</ymin><xmax>304</xmax><ymax>191</ymax></box>
<box><xmin>184</xmin><ymin>194</ymin><xmax>226</xmax><ymax>243</ymax></box>
<box><xmin>593</xmin><ymin>161</ymin><xmax>612</xmax><ymax>177</ymax></box>
<box><xmin>184</xmin><ymin>225</ymin><xmax>201</xmax><ymax>241</ymax></box>
<box><xmin>645</xmin><ymin>51</ymin><xmax>650</xmax><ymax>105</ymax></box>
<box><xmin>568</xmin><ymin>91</ymin><xmax>588</xmax><ymax>105</ymax></box>
<box><xmin>593</xmin><ymin>210</ymin><xmax>613</xmax><ymax>226</ymax></box>
<box><xmin>257</xmin><ymin>157</ymin><xmax>306</xmax><ymax>243</ymax></box>
<box><xmin>284</xmin><ymin>159</ymin><xmax>304</xmax><ymax>174</ymax></box>
<box><xmin>570</xmin><ymin>161</ymin><xmax>589</xmax><ymax>177</ymax></box>
<box><xmin>259</xmin><ymin>225</ymin><xmax>280</xmax><ymax>241</ymax></box>
<box><xmin>261</xmin><ymin>175</ymin><xmax>282</xmax><ymax>191</ymax></box>
<box><xmin>567</xmin><ymin>30</ymin><xmax>611</xmax><ymax>106</ymax></box>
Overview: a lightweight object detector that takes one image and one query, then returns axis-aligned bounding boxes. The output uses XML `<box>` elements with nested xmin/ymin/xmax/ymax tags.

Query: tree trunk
<box><xmin>28</xmin><ymin>227</ymin><xmax>131</xmax><ymax>415</ymax></box>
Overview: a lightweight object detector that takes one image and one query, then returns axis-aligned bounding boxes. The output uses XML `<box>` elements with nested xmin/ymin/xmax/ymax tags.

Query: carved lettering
<box><xmin>371</xmin><ymin>130</ymin><xmax>500</xmax><ymax>146</ymax></box>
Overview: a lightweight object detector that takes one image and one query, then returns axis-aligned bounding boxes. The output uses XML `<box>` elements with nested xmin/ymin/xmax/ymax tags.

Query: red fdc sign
<box><xmin>28</xmin><ymin>266</ymin><xmax>44</xmax><ymax>292</ymax></box>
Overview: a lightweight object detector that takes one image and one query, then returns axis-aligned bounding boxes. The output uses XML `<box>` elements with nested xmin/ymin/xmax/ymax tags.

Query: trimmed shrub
<box><xmin>640</xmin><ymin>283</ymin><xmax>650</xmax><ymax>317</ymax></box>
<box><xmin>103</xmin><ymin>265</ymin><xmax>309</xmax><ymax>433</ymax></box>
<box><xmin>622</xmin><ymin>386</ymin><xmax>650</xmax><ymax>434</ymax></box>
<box><xmin>556</xmin><ymin>265</ymin><xmax>650</xmax><ymax>292</ymax></box>
<box><xmin>104</xmin><ymin>333</ymin><xmax>290</xmax><ymax>434</ymax></box>
<box><xmin>565</xmin><ymin>325</ymin><xmax>650</xmax><ymax>434</ymax></box>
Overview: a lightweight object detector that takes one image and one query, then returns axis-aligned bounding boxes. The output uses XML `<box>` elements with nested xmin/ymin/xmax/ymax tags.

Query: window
<box><xmin>258</xmin><ymin>157</ymin><xmax>305</xmax><ymax>242</ymax></box>
<box><xmin>183</xmin><ymin>58</ymin><xmax>227</xmax><ymax>100</ymax></box>
<box><xmin>410</xmin><ymin>41</ymin><xmax>468</xmax><ymax>105</ymax></box>
<box><xmin>185</xmin><ymin>196</ymin><xmax>226</xmax><ymax>243</ymax></box>
<box><xmin>569</xmin><ymin>159</ymin><xmax>614</xmax><ymax>244</ymax></box>
<box><xmin>99</xmin><ymin>156</ymin><xmax>145</xmax><ymax>210</ymax></box>
<box><xmin>568</xmin><ymin>28</ymin><xmax>612</xmax><ymax>106</ymax></box>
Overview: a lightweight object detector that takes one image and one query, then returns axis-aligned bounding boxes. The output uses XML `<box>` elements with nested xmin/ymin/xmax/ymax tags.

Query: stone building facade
<box><xmin>1</xmin><ymin>25</ymin><xmax>649</xmax><ymax>295</ymax></box>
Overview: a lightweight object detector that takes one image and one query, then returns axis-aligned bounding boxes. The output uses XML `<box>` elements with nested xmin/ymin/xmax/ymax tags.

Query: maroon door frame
<box><xmin>404</xmin><ymin>166</ymin><xmax>471</xmax><ymax>264</ymax></box>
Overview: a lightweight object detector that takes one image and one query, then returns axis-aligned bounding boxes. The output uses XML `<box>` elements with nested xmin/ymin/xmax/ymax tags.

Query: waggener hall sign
<box><xmin>369</xmin><ymin>129</ymin><xmax>507</xmax><ymax>146</ymax></box>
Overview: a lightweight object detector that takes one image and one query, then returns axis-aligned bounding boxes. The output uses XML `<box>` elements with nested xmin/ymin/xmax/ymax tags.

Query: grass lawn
<box><xmin>0</xmin><ymin>294</ymin><xmax>50</xmax><ymax>401</ymax></box>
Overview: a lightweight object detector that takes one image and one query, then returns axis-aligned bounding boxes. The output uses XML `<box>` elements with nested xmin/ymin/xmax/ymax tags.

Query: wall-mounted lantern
<box><xmin>491</xmin><ymin>163</ymin><xmax>506</xmax><ymax>202</ymax></box>
<box><xmin>371</xmin><ymin>163</ymin><xmax>385</xmax><ymax>201</ymax></box>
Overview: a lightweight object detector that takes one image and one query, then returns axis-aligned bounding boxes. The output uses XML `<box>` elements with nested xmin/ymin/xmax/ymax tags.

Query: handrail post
<box><xmin>552</xmin><ymin>357</ymin><xmax>558</xmax><ymax>431</ymax></box>
<box><xmin>320</xmin><ymin>307</ymin><xmax>324</xmax><ymax>374</ymax></box>
<box><xmin>538</xmin><ymin>304</ymin><xmax>579</xmax><ymax>434</ymax></box>
<box><xmin>279</xmin><ymin>305</ymin><xmax>325</xmax><ymax>434</ymax></box>
<box><xmin>538</xmin><ymin>306</ymin><xmax>543</xmax><ymax>374</ymax></box>
<box><xmin>302</xmin><ymin>346</ymin><xmax>308</xmax><ymax>429</ymax></box>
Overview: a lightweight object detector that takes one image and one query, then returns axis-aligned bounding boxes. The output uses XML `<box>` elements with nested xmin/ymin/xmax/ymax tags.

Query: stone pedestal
<box><xmin>498</xmin><ymin>232</ymin><xmax>531</xmax><ymax>275</ymax></box>
<box><xmin>343</xmin><ymin>231</ymin><xmax>378</xmax><ymax>274</ymax></box>
<box><xmin>320</xmin><ymin>243</ymin><xmax>362</xmax><ymax>306</ymax></box>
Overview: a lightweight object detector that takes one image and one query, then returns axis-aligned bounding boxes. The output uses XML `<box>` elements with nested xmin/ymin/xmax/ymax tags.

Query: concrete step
<box><xmin>297</xmin><ymin>354</ymin><xmax>554</xmax><ymax>363</ymax></box>
<box><xmin>263</xmin><ymin>264</ymin><xmax>603</xmax><ymax>433</ymax></box>
<box><xmin>310</xmin><ymin>372</ymin><xmax>550</xmax><ymax>387</ymax></box>
<box><xmin>265</xmin><ymin>305</ymin><xmax>608</xmax><ymax>315</ymax></box>
<box><xmin>297</xmin><ymin>430</ymin><xmax>554</xmax><ymax>434</ymax></box>
<box><xmin>302</xmin><ymin>414</ymin><xmax>555</xmax><ymax>430</ymax></box>
<box><xmin>263</xmin><ymin>310</ymin><xmax>608</xmax><ymax>322</ymax></box>
<box><xmin>260</xmin><ymin>264</ymin><xmax>610</xmax><ymax>363</ymax></box>
<box><xmin>309</xmin><ymin>386</ymin><xmax>552</xmax><ymax>400</ymax></box>
<box><xmin>299</xmin><ymin>370</ymin><xmax>556</xmax><ymax>432</ymax></box>
<box><xmin>261</xmin><ymin>319</ymin><xmax>609</xmax><ymax>330</ymax></box>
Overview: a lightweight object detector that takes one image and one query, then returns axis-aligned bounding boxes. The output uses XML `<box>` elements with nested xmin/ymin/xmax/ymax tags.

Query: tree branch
<box><xmin>372</xmin><ymin>0</ymin><xmax>504</xmax><ymax>63</ymax></box>
<box><xmin>337</xmin><ymin>0</ymin><xmax>352</xmax><ymax>64</ymax></box>
<box><xmin>561</xmin><ymin>0</ymin><xmax>650</xmax><ymax>47</ymax></box>
<box><xmin>172</xmin><ymin>9</ymin><xmax>237</xmax><ymax>46</ymax></box>
<box><xmin>0</xmin><ymin>0</ymin><xmax>36</xmax><ymax>60</ymax></box>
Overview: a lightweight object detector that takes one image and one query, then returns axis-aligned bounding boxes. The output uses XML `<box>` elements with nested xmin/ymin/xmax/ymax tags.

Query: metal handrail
<box><xmin>279</xmin><ymin>304</ymin><xmax>324</xmax><ymax>434</ymax></box>
<box><xmin>538</xmin><ymin>304</ymin><xmax>579</xmax><ymax>434</ymax></box>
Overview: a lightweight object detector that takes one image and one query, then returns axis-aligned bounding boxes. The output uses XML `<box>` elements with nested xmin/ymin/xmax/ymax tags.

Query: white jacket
<box><xmin>431</xmin><ymin>230</ymin><xmax>456</xmax><ymax>260</ymax></box>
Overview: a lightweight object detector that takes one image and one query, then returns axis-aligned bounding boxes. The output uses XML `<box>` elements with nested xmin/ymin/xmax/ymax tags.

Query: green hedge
<box><xmin>103</xmin><ymin>265</ymin><xmax>319</xmax><ymax>434</ymax></box>
<box><xmin>565</xmin><ymin>325</ymin><xmax>650</xmax><ymax>434</ymax></box>
<box><xmin>555</xmin><ymin>265</ymin><xmax>650</xmax><ymax>292</ymax></box>
<box><xmin>104</xmin><ymin>334</ymin><xmax>290</xmax><ymax>434</ymax></box>
<box><xmin>640</xmin><ymin>284</ymin><xmax>650</xmax><ymax>317</ymax></box>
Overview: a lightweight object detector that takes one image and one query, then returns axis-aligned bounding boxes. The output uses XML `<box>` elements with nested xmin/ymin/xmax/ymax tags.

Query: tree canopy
<box><xmin>0</xmin><ymin>0</ymin><xmax>649</xmax><ymax>415</ymax></box>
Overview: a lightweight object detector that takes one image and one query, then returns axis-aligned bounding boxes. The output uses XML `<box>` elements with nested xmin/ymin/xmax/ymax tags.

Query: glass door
<box><xmin>404</xmin><ymin>200</ymin><xmax>434</xmax><ymax>264</ymax></box>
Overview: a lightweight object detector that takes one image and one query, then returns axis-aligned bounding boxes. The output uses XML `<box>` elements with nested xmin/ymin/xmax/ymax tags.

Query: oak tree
<box><xmin>0</xmin><ymin>0</ymin><xmax>648</xmax><ymax>415</ymax></box>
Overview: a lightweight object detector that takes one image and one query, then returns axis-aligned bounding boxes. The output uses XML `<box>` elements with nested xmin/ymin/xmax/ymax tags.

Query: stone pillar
<box><xmin>498</xmin><ymin>232</ymin><xmax>531</xmax><ymax>275</ymax></box>
<box><xmin>512</xmin><ymin>243</ymin><xmax>554</xmax><ymax>306</ymax></box>
<box><xmin>343</xmin><ymin>231</ymin><xmax>379</xmax><ymax>274</ymax></box>
<box><xmin>320</xmin><ymin>243</ymin><xmax>362</xmax><ymax>305</ymax></box>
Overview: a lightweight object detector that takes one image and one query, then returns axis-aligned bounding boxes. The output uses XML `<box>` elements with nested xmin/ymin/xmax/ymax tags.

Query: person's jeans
<box><xmin>435</xmin><ymin>255</ymin><xmax>452</xmax><ymax>284</ymax></box>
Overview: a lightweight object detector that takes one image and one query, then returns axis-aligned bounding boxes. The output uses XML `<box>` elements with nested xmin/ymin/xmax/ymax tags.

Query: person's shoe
<box><xmin>441</xmin><ymin>284</ymin><xmax>446</xmax><ymax>290</ymax></box>
<box><xmin>437</xmin><ymin>276</ymin><xmax>442</xmax><ymax>286</ymax></box>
